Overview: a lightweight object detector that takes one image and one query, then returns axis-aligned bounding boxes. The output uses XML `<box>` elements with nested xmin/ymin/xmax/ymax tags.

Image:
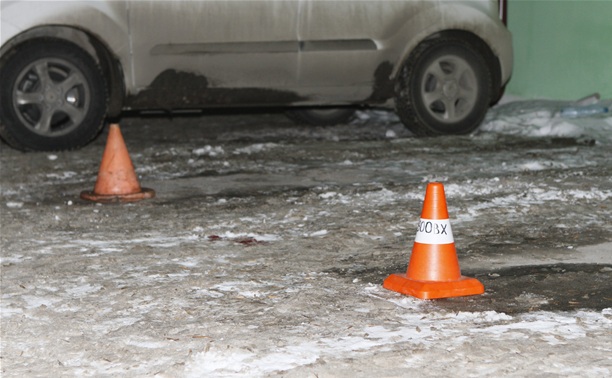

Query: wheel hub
<box><xmin>442</xmin><ymin>80</ymin><xmax>459</xmax><ymax>99</ymax></box>
<box><xmin>44</xmin><ymin>87</ymin><xmax>62</xmax><ymax>106</ymax></box>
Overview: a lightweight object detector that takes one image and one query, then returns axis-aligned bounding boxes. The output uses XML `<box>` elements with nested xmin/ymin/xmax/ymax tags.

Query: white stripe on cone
<box><xmin>414</xmin><ymin>218</ymin><xmax>454</xmax><ymax>244</ymax></box>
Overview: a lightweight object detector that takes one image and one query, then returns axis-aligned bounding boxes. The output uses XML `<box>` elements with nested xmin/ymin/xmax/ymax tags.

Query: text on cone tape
<box><xmin>414</xmin><ymin>218</ymin><xmax>454</xmax><ymax>244</ymax></box>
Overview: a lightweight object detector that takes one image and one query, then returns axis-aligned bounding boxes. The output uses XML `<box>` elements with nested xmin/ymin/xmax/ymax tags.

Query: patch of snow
<box><xmin>213</xmin><ymin>231</ymin><xmax>281</xmax><ymax>242</ymax></box>
<box><xmin>78</xmin><ymin>234</ymin><xmax>200</xmax><ymax>249</ymax></box>
<box><xmin>358</xmin><ymin>231</ymin><xmax>383</xmax><ymax>241</ymax></box>
<box><xmin>0</xmin><ymin>254</ymin><xmax>27</xmax><ymax>264</ymax></box>
<box><xmin>193</xmin><ymin>145</ymin><xmax>224</xmax><ymax>157</ymax></box>
<box><xmin>306</xmin><ymin>230</ymin><xmax>328</xmax><ymax>237</ymax></box>
<box><xmin>233</xmin><ymin>143</ymin><xmax>279</xmax><ymax>155</ymax></box>
<box><xmin>481</xmin><ymin>99</ymin><xmax>612</xmax><ymax>144</ymax></box>
<box><xmin>125</xmin><ymin>338</ymin><xmax>171</xmax><ymax>349</ymax></box>
<box><xmin>91</xmin><ymin>317</ymin><xmax>141</xmax><ymax>335</ymax></box>
<box><xmin>21</xmin><ymin>295</ymin><xmax>61</xmax><ymax>309</ymax></box>
<box><xmin>191</xmin><ymin>288</ymin><xmax>225</xmax><ymax>298</ymax></box>
<box><xmin>45</xmin><ymin>171</ymin><xmax>77</xmax><ymax>180</ymax></box>
<box><xmin>319</xmin><ymin>192</ymin><xmax>337</xmax><ymax>199</ymax></box>
<box><xmin>185</xmin><ymin>281</ymin><xmax>608</xmax><ymax>377</ymax></box>
<box><xmin>65</xmin><ymin>284</ymin><xmax>103</xmax><ymax>297</ymax></box>
<box><xmin>211</xmin><ymin>281</ymin><xmax>270</xmax><ymax>299</ymax></box>
<box><xmin>173</xmin><ymin>258</ymin><xmax>199</xmax><ymax>268</ymax></box>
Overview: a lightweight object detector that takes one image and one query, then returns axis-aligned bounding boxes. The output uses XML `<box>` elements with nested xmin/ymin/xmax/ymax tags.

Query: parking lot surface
<box><xmin>1</xmin><ymin>102</ymin><xmax>611</xmax><ymax>376</ymax></box>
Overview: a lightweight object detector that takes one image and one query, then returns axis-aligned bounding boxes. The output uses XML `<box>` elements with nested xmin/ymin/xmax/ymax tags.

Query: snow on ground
<box><xmin>184</xmin><ymin>294</ymin><xmax>612</xmax><ymax>377</ymax></box>
<box><xmin>480</xmin><ymin>97</ymin><xmax>612</xmax><ymax>144</ymax></box>
<box><xmin>1</xmin><ymin>98</ymin><xmax>611</xmax><ymax>377</ymax></box>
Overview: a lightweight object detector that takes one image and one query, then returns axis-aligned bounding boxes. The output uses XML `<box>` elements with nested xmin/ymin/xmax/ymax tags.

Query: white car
<box><xmin>0</xmin><ymin>0</ymin><xmax>512</xmax><ymax>151</ymax></box>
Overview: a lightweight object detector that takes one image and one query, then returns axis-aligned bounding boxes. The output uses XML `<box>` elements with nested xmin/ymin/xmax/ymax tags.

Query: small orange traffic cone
<box><xmin>383</xmin><ymin>182</ymin><xmax>484</xmax><ymax>299</ymax></box>
<box><xmin>80</xmin><ymin>124</ymin><xmax>155</xmax><ymax>203</ymax></box>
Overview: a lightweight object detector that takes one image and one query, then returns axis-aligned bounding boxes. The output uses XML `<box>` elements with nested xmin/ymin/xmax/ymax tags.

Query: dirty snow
<box><xmin>1</xmin><ymin>98</ymin><xmax>611</xmax><ymax>377</ymax></box>
<box><xmin>480</xmin><ymin>97</ymin><xmax>612</xmax><ymax>143</ymax></box>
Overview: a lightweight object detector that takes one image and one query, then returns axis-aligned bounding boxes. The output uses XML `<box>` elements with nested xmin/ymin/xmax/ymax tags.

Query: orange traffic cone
<box><xmin>80</xmin><ymin>124</ymin><xmax>155</xmax><ymax>203</ymax></box>
<box><xmin>383</xmin><ymin>182</ymin><xmax>484</xmax><ymax>299</ymax></box>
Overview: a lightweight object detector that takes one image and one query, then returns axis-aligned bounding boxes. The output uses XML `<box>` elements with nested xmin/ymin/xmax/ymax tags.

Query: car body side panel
<box><xmin>294</xmin><ymin>0</ymin><xmax>437</xmax><ymax>104</ymax></box>
<box><xmin>296</xmin><ymin>0</ymin><xmax>432</xmax><ymax>85</ymax></box>
<box><xmin>127</xmin><ymin>0</ymin><xmax>300</xmax><ymax>93</ymax></box>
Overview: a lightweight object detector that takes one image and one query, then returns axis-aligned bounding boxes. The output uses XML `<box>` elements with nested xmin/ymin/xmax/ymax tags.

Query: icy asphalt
<box><xmin>1</xmin><ymin>99</ymin><xmax>611</xmax><ymax>377</ymax></box>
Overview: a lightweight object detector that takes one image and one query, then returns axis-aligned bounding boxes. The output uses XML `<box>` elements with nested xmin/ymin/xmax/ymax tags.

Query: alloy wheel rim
<box><xmin>420</xmin><ymin>55</ymin><xmax>478</xmax><ymax>124</ymax></box>
<box><xmin>12</xmin><ymin>57</ymin><xmax>90</xmax><ymax>136</ymax></box>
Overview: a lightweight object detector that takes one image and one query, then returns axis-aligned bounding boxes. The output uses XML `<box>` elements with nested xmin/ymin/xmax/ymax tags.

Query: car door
<box><xmin>127</xmin><ymin>0</ymin><xmax>300</xmax><ymax>108</ymax></box>
<box><xmin>296</xmin><ymin>0</ymin><xmax>415</xmax><ymax>102</ymax></box>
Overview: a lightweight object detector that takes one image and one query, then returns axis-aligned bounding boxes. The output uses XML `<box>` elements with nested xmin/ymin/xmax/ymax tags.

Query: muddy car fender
<box><xmin>389</xmin><ymin>2</ymin><xmax>513</xmax><ymax>86</ymax></box>
<box><xmin>1</xmin><ymin>1</ymin><xmax>128</xmax><ymax>50</ymax></box>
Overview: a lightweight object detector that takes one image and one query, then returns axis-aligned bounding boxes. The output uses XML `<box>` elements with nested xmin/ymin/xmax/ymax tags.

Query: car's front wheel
<box><xmin>0</xmin><ymin>39</ymin><xmax>108</xmax><ymax>151</ymax></box>
<box><xmin>395</xmin><ymin>34</ymin><xmax>493</xmax><ymax>136</ymax></box>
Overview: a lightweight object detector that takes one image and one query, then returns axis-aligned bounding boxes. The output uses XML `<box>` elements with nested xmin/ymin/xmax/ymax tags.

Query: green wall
<box><xmin>506</xmin><ymin>0</ymin><xmax>612</xmax><ymax>100</ymax></box>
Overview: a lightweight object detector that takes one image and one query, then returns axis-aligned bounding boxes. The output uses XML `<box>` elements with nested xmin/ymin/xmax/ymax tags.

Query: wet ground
<box><xmin>1</xmin><ymin>104</ymin><xmax>611</xmax><ymax>376</ymax></box>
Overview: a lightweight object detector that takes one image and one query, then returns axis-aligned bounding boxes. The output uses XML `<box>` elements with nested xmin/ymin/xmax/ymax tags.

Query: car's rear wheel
<box><xmin>286</xmin><ymin>107</ymin><xmax>356</xmax><ymax>126</ymax></box>
<box><xmin>0</xmin><ymin>39</ymin><xmax>108</xmax><ymax>151</ymax></box>
<box><xmin>395</xmin><ymin>34</ymin><xmax>493</xmax><ymax>136</ymax></box>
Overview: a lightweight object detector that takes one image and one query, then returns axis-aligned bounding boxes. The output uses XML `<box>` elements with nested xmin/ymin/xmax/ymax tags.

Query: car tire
<box><xmin>0</xmin><ymin>39</ymin><xmax>108</xmax><ymax>151</ymax></box>
<box><xmin>286</xmin><ymin>107</ymin><xmax>356</xmax><ymax>126</ymax></box>
<box><xmin>395</xmin><ymin>34</ymin><xmax>493</xmax><ymax>136</ymax></box>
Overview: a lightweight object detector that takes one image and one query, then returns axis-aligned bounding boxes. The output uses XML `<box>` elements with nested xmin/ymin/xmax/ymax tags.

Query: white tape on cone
<box><xmin>414</xmin><ymin>218</ymin><xmax>454</xmax><ymax>244</ymax></box>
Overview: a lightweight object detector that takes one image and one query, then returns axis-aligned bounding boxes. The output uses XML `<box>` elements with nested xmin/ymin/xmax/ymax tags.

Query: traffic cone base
<box><xmin>80</xmin><ymin>187</ymin><xmax>155</xmax><ymax>203</ymax></box>
<box><xmin>80</xmin><ymin>123</ymin><xmax>155</xmax><ymax>203</ymax></box>
<box><xmin>383</xmin><ymin>273</ymin><xmax>484</xmax><ymax>300</ymax></box>
<box><xmin>383</xmin><ymin>182</ymin><xmax>484</xmax><ymax>300</ymax></box>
